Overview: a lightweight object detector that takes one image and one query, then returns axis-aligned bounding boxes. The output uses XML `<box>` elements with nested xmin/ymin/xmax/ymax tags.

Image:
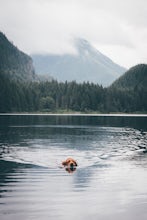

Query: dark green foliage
<box><xmin>0</xmin><ymin>72</ymin><xmax>39</xmax><ymax>112</ymax></box>
<box><xmin>0</xmin><ymin>67</ymin><xmax>147</xmax><ymax>113</ymax></box>
<box><xmin>39</xmin><ymin>96</ymin><xmax>55</xmax><ymax>111</ymax></box>
<box><xmin>35</xmin><ymin>80</ymin><xmax>104</xmax><ymax>112</ymax></box>
<box><xmin>0</xmin><ymin>30</ymin><xmax>146</xmax><ymax>113</ymax></box>
<box><xmin>108</xmin><ymin>64</ymin><xmax>147</xmax><ymax>112</ymax></box>
<box><xmin>0</xmin><ymin>32</ymin><xmax>36</xmax><ymax>81</ymax></box>
<box><xmin>111</xmin><ymin>64</ymin><xmax>147</xmax><ymax>90</ymax></box>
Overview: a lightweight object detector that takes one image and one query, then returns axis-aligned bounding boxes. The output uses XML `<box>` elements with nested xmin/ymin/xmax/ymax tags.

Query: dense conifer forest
<box><xmin>0</xmin><ymin>32</ymin><xmax>36</xmax><ymax>81</ymax></box>
<box><xmin>0</xmin><ymin>32</ymin><xmax>147</xmax><ymax>113</ymax></box>
<box><xmin>0</xmin><ymin>64</ymin><xmax>147</xmax><ymax>113</ymax></box>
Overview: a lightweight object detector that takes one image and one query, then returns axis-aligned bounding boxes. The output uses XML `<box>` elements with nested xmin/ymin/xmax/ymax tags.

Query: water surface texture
<box><xmin>0</xmin><ymin>115</ymin><xmax>147</xmax><ymax>220</ymax></box>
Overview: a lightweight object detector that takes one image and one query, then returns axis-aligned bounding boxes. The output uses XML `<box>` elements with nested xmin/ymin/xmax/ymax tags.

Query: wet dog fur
<box><xmin>62</xmin><ymin>158</ymin><xmax>78</xmax><ymax>168</ymax></box>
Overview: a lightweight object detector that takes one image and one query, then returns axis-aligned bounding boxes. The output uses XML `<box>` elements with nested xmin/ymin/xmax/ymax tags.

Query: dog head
<box><xmin>62</xmin><ymin>158</ymin><xmax>77</xmax><ymax>168</ymax></box>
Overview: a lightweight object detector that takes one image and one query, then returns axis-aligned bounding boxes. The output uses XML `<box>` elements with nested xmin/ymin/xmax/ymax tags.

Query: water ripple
<box><xmin>1</xmin><ymin>124</ymin><xmax>147</xmax><ymax>220</ymax></box>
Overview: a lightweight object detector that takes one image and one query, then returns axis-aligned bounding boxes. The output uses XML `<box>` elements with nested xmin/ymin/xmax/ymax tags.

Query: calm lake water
<box><xmin>0</xmin><ymin>114</ymin><xmax>147</xmax><ymax>220</ymax></box>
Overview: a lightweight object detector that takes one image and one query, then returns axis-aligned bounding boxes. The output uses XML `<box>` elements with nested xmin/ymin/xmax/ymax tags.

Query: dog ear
<box><xmin>66</xmin><ymin>158</ymin><xmax>71</xmax><ymax>163</ymax></box>
<box><xmin>62</xmin><ymin>161</ymin><xmax>67</xmax><ymax>166</ymax></box>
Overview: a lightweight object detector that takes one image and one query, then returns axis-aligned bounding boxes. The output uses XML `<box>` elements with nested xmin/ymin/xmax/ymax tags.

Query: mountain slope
<box><xmin>111</xmin><ymin>64</ymin><xmax>147</xmax><ymax>90</ymax></box>
<box><xmin>0</xmin><ymin>32</ymin><xmax>36</xmax><ymax>81</ymax></box>
<box><xmin>32</xmin><ymin>38</ymin><xmax>126</xmax><ymax>86</ymax></box>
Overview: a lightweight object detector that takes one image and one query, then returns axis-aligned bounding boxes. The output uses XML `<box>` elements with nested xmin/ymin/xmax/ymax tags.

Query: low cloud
<box><xmin>0</xmin><ymin>0</ymin><xmax>147</xmax><ymax>67</ymax></box>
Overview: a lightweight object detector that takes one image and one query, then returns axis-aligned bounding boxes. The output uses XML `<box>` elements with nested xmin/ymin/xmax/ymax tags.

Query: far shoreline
<box><xmin>0</xmin><ymin>112</ymin><xmax>147</xmax><ymax>117</ymax></box>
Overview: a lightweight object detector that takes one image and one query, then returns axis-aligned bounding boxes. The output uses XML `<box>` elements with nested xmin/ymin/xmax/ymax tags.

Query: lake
<box><xmin>0</xmin><ymin>114</ymin><xmax>147</xmax><ymax>220</ymax></box>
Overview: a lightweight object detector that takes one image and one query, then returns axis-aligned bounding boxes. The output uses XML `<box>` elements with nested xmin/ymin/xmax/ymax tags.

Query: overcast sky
<box><xmin>0</xmin><ymin>0</ymin><xmax>147</xmax><ymax>68</ymax></box>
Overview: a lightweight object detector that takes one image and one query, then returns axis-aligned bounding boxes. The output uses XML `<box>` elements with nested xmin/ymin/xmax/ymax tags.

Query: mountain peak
<box><xmin>75</xmin><ymin>38</ymin><xmax>91</xmax><ymax>49</ymax></box>
<box><xmin>32</xmin><ymin>38</ymin><xmax>126</xmax><ymax>86</ymax></box>
<box><xmin>74</xmin><ymin>38</ymin><xmax>101</xmax><ymax>56</ymax></box>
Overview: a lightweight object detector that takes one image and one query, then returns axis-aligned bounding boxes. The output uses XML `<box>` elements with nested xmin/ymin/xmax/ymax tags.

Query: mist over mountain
<box><xmin>0</xmin><ymin>31</ymin><xmax>146</xmax><ymax>113</ymax></box>
<box><xmin>0</xmin><ymin>31</ymin><xmax>36</xmax><ymax>81</ymax></box>
<box><xmin>32</xmin><ymin>38</ymin><xmax>126</xmax><ymax>86</ymax></box>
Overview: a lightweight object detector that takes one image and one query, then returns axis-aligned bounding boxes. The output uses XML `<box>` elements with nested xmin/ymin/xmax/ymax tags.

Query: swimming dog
<box><xmin>62</xmin><ymin>158</ymin><xmax>78</xmax><ymax>168</ymax></box>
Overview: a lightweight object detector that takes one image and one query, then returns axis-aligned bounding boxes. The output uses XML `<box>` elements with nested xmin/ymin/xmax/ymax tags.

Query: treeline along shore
<box><xmin>0</xmin><ymin>32</ymin><xmax>147</xmax><ymax>114</ymax></box>
<box><xmin>0</xmin><ymin>69</ymin><xmax>147</xmax><ymax>113</ymax></box>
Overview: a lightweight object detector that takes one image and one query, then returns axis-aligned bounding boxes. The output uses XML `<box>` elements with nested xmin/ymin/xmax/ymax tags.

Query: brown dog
<box><xmin>62</xmin><ymin>158</ymin><xmax>78</xmax><ymax>168</ymax></box>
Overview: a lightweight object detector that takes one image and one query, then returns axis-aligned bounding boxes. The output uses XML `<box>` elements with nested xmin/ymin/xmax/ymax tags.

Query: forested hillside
<box><xmin>0</xmin><ymin>32</ymin><xmax>36</xmax><ymax>81</ymax></box>
<box><xmin>0</xmin><ymin>32</ymin><xmax>146</xmax><ymax>113</ymax></box>
<box><xmin>111</xmin><ymin>64</ymin><xmax>147</xmax><ymax>90</ymax></box>
<box><xmin>108</xmin><ymin>64</ymin><xmax>147</xmax><ymax>112</ymax></box>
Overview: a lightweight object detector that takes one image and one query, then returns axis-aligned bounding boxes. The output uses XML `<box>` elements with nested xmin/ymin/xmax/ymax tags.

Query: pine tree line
<box><xmin>0</xmin><ymin>73</ymin><xmax>147</xmax><ymax>113</ymax></box>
